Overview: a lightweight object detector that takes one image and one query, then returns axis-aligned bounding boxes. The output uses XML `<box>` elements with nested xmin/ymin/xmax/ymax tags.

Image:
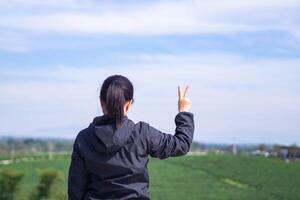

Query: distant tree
<box><xmin>190</xmin><ymin>142</ymin><xmax>206</xmax><ymax>151</ymax></box>
<box><xmin>0</xmin><ymin>168</ymin><xmax>24</xmax><ymax>200</ymax></box>
<box><xmin>31</xmin><ymin>168</ymin><xmax>63</xmax><ymax>200</ymax></box>
<box><xmin>271</xmin><ymin>144</ymin><xmax>281</xmax><ymax>153</ymax></box>
<box><xmin>289</xmin><ymin>144</ymin><xmax>300</xmax><ymax>155</ymax></box>
<box><xmin>290</xmin><ymin>143</ymin><xmax>298</xmax><ymax>148</ymax></box>
<box><xmin>258</xmin><ymin>144</ymin><xmax>267</xmax><ymax>152</ymax></box>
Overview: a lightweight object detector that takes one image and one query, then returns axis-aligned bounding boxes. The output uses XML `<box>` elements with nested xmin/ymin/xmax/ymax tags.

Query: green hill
<box><xmin>1</xmin><ymin>154</ymin><xmax>299</xmax><ymax>200</ymax></box>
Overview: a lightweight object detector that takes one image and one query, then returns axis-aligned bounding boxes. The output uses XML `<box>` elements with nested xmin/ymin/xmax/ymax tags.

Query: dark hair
<box><xmin>100</xmin><ymin>75</ymin><xmax>134</xmax><ymax>129</ymax></box>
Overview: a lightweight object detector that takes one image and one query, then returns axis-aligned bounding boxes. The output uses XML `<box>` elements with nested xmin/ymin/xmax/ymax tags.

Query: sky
<box><xmin>0</xmin><ymin>0</ymin><xmax>300</xmax><ymax>144</ymax></box>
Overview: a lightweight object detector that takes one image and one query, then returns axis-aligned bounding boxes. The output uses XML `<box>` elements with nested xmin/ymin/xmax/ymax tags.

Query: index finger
<box><xmin>178</xmin><ymin>84</ymin><xmax>183</xmax><ymax>99</ymax></box>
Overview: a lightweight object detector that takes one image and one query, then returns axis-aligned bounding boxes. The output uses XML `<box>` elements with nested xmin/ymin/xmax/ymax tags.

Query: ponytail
<box><xmin>105</xmin><ymin>82</ymin><xmax>125</xmax><ymax>129</ymax></box>
<box><xmin>100</xmin><ymin>75</ymin><xmax>134</xmax><ymax>130</ymax></box>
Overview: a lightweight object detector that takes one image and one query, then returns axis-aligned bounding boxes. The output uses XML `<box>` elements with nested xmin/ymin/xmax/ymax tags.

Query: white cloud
<box><xmin>0</xmin><ymin>31</ymin><xmax>31</xmax><ymax>52</ymax></box>
<box><xmin>0</xmin><ymin>0</ymin><xmax>90</xmax><ymax>9</ymax></box>
<box><xmin>0</xmin><ymin>53</ymin><xmax>299</xmax><ymax>144</ymax></box>
<box><xmin>1</xmin><ymin>0</ymin><xmax>299</xmax><ymax>52</ymax></box>
<box><xmin>0</xmin><ymin>0</ymin><xmax>299</xmax><ymax>35</ymax></box>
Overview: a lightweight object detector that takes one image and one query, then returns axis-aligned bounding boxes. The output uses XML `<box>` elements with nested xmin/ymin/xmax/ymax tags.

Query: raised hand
<box><xmin>178</xmin><ymin>84</ymin><xmax>192</xmax><ymax>112</ymax></box>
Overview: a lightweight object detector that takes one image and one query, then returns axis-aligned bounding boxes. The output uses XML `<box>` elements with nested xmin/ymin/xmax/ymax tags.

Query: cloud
<box><xmin>0</xmin><ymin>30</ymin><xmax>31</xmax><ymax>52</ymax></box>
<box><xmin>1</xmin><ymin>0</ymin><xmax>299</xmax><ymax>53</ymax></box>
<box><xmin>0</xmin><ymin>53</ymin><xmax>299</xmax><ymax>144</ymax></box>
<box><xmin>0</xmin><ymin>0</ymin><xmax>299</xmax><ymax>35</ymax></box>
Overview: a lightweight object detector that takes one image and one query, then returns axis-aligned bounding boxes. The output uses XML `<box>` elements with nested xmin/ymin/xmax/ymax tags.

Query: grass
<box><xmin>1</xmin><ymin>154</ymin><xmax>299</xmax><ymax>200</ymax></box>
<box><xmin>149</xmin><ymin>157</ymin><xmax>275</xmax><ymax>200</ymax></box>
<box><xmin>169</xmin><ymin>155</ymin><xmax>300</xmax><ymax>200</ymax></box>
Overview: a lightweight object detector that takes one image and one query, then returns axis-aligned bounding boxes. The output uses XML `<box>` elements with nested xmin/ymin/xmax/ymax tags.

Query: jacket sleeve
<box><xmin>68</xmin><ymin>134</ymin><xmax>88</xmax><ymax>200</ymax></box>
<box><xmin>142</xmin><ymin>112</ymin><xmax>194</xmax><ymax>159</ymax></box>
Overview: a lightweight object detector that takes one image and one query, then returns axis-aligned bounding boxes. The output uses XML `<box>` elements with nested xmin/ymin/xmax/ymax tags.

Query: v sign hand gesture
<box><xmin>178</xmin><ymin>84</ymin><xmax>192</xmax><ymax>112</ymax></box>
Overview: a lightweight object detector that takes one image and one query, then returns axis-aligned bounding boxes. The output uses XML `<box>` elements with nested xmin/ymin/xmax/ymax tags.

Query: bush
<box><xmin>31</xmin><ymin>168</ymin><xmax>62</xmax><ymax>200</ymax></box>
<box><xmin>0</xmin><ymin>168</ymin><xmax>24</xmax><ymax>200</ymax></box>
<box><xmin>47</xmin><ymin>191</ymin><xmax>67</xmax><ymax>200</ymax></box>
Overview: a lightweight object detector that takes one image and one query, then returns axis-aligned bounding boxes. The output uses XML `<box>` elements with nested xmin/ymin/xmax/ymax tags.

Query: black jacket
<box><xmin>68</xmin><ymin>112</ymin><xmax>194</xmax><ymax>200</ymax></box>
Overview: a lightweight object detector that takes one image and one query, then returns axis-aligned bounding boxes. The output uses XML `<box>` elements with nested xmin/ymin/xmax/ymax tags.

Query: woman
<box><xmin>68</xmin><ymin>75</ymin><xmax>194</xmax><ymax>200</ymax></box>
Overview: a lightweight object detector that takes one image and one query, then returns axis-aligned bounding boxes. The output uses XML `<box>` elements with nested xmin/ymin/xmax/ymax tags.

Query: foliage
<box><xmin>0</xmin><ymin>138</ymin><xmax>73</xmax><ymax>160</ymax></box>
<box><xmin>0</xmin><ymin>168</ymin><xmax>24</xmax><ymax>200</ymax></box>
<box><xmin>30</xmin><ymin>168</ymin><xmax>63</xmax><ymax>200</ymax></box>
<box><xmin>1</xmin><ymin>155</ymin><xmax>300</xmax><ymax>200</ymax></box>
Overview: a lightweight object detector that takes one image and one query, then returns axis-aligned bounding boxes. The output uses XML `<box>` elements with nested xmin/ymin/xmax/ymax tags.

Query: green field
<box><xmin>1</xmin><ymin>155</ymin><xmax>299</xmax><ymax>200</ymax></box>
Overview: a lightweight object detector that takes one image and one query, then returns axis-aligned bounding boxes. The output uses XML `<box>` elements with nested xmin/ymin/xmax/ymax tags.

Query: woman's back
<box><xmin>68</xmin><ymin>75</ymin><xmax>194</xmax><ymax>200</ymax></box>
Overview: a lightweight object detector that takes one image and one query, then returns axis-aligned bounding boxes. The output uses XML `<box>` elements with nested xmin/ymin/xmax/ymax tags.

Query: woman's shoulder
<box><xmin>130</xmin><ymin>120</ymin><xmax>153</xmax><ymax>138</ymax></box>
<box><xmin>73</xmin><ymin>126</ymin><xmax>92</xmax><ymax>145</ymax></box>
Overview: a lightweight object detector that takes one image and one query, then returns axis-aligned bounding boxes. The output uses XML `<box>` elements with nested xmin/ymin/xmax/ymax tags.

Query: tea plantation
<box><xmin>1</xmin><ymin>155</ymin><xmax>299</xmax><ymax>200</ymax></box>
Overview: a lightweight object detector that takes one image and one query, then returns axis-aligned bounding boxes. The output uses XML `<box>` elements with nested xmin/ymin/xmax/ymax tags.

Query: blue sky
<box><xmin>0</xmin><ymin>0</ymin><xmax>300</xmax><ymax>144</ymax></box>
